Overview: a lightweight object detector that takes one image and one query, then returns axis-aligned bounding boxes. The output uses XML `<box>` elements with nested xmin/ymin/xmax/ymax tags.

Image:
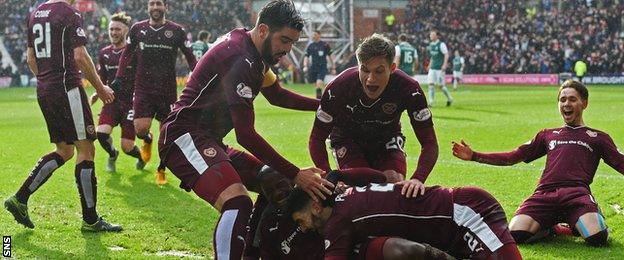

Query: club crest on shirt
<box><xmin>86</xmin><ymin>125</ymin><xmax>95</xmax><ymax>135</ymax></box>
<box><xmin>413</xmin><ymin>108</ymin><xmax>432</xmax><ymax>121</ymax></box>
<box><xmin>164</xmin><ymin>30</ymin><xmax>173</xmax><ymax>38</ymax></box>
<box><xmin>549</xmin><ymin>140</ymin><xmax>557</xmax><ymax>150</ymax></box>
<box><xmin>325</xmin><ymin>239</ymin><xmax>331</xmax><ymax>249</ymax></box>
<box><xmin>335</xmin><ymin>146</ymin><xmax>347</xmax><ymax>159</ymax></box>
<box><xmin>586</xmin><ymin>130</ymin><xmax>598</xmax><ymax>137</ymax></box>
<box><xmin>203</xmin><ymin>147</ymin><xmax>217</xmax><ymax>157</ymax></box>
<box><xmin>382</xmin><ymin>103</ymin><xmax>397</xmax><ymax>114</ymax></box>
<box><xmin>236</xmin><ymin>83</ymin><xmax>254</xmax><ymax>98</ymax></box>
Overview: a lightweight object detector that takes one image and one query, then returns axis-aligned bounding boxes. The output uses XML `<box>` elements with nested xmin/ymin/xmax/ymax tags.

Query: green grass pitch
<box><xmin>0</xmin><ymin>83</ymin><xmax>623</xmax><ymax>259</ymax></box>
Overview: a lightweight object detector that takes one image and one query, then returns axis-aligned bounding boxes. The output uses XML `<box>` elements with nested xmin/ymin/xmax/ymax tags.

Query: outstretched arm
<box><xmin>452</xmin><ymin>139</ymin><xmax>526</xmax><ymax>165</ymax></box>
<box><xmin>600</xmin><ymin>135</ymin><xmax>624</xmax><ymax>174</ymax></box>
<box><xmin>261</xmin><ymin>75</ymin><xmax>319</xmax><ymax>111</ymax></box>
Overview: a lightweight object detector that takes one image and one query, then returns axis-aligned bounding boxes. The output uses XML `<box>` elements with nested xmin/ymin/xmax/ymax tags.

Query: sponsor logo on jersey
<box><xmin>413</xmin><ymin>108</ymin><xmax>431</xmax><ymax>121</ymax></box>
<box><xmin>316</xmin><ymin>108</ymin><xmax>333</xmax><ymax>123</ymax></box>
<box><xmin>203</xmin><ymin>148</ymin><xmax>217</xmax><ymax>157</ymax></box>
<box><xmin>164</xmin><ymin>30</ymin><xmax>173</xmax><ymax>38</ymax></box>
<box><xmin>549</xmin><ymin>139</ymin><xmax>594</xmax><ymax>152</ymax></box>
<box><xmin>586</xmin><ymin>130</ymin><xmax>598</xmax><ymax>137</ymax></box>
<box><xmin>76</xmin><ymin>27</ymin><xmax>86</xmax><ymax>37</ymax></box>
<box><xmin>335</xmin><ymin>146</ymin><xmax>347</xmax><ymax>159</ymax></box>
<box><xmin>382</xmin><ymin>103</ymin><xmax>397</xmax><ymax>114</ymax></box>
<box><xmin>281</xmin><ymin>228</ymin><xmax>300</xmax><ymax>255</ymax></box>
<box><xmin>236</xmin><ymin>83</ymin><xmax>254</xmax><ymax>98</ymax></box>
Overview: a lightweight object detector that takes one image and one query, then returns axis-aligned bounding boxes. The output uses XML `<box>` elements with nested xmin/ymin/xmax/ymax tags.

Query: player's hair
<box><xmin>257</xmin><ymin>0</ymin><xmax>305</xmax><ymax>32</ymax></box>
<box><xmin>283</xmin><ymin>187</ymin><xmax>314</xmax><ymax>217</ymax></box>
<box><xmin>198</xmin><ymin>30</ymin><xmax>210</xmax><ymax>41</ymax></box>
<box><xmin>111</xmin><ymin>12</ymin><xmax>132</xmax><ymax>27</ymax></box>
<box><xmin>559</xmin><ymin>79</ymin><xmax>589</xmax><ymax>101</ymax></box>
<box><xmin>356</xmin><ymin>33</ymin><xmax>395</xmax><ymax>65</ymax></box>
<box><xmin>398</xmin><ymin>34</ymin><xmax>408</xmax><ymax>42</ymax></box>
<box><xmin>314</xmin><ymin>30</ymin><xmax>321</xmax><ymax>35</ymax></box>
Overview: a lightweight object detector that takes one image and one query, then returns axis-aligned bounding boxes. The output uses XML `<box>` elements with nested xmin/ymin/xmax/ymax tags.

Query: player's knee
<box><xmin>55</xmin><ymin>145</ymin><xmax>74</xmax><ymax>161</ymax></box>
<box><xmin>585</xmin><ymin>229</ymin><xmax>608</xmax><ymax>247</ymax></box>
<box><xmin>510</xmin><ymin>230</ymin><xmax>535</xmax><ymax>244</ymax></box>
<box><xmin>120</xmin><ymin>140</ymin><xmax>135</xmax><ymax>153</ymax></box>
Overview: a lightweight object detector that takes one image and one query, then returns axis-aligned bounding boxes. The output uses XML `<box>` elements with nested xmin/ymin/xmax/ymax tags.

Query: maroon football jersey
<box><xmin>516</xmin><ymin>125</ymin><xmax>624</xmax><ymax>190</ymax></box>
<box><xmin>161</xmin><ymin>28</ymin><xmax>266</xmax><ymax>140</ymax></box>
<box><xmin>27</xmin><ymin>2</ymin><xmax>87</xmax><ymax>96</ymax></box>
<box><xmin>258</xmin><ymin>206</ymin><xmax>324</xmax><ymax>260</ymax></box>
<box><xmin>97</xmin><ymin>45</ymin><xmax>134</xmax><ymax>103</ymax></box>
<box><xmin>316</xmin><ymin>67</ymin><xmax>432</xmax><ymax>145</ymax></box>
<box><xmin>324</xmin><ymin>184</ymin><xmax>457</xmax><ymax>258</ymax></box>
<box><xmin>120</xmin><ymin>20</ymin><xmax>195</xmax><ymax>97</ymax></box>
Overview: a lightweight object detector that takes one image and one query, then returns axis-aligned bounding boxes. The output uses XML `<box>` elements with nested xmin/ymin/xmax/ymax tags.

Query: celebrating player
<box><xmin>394</xmin><ymin>34</ymin><xmax>418</xmax><ymax>76</ymax></box>
<box><xmin>157</xmin><ymin>1</ymin><xmax>332</xmax><ymax>259</ymax></box>
<box><xmin>286</xmin><ymin>180</ymin><xmax>522</xmax><ymax>260</ymax></box>
<box><xmin>309</xmin><ymin>34</ymin><xmax>438</xmax><ymax>197</ymax></box>
<box><xmin>303</xmin><ymin>30</ymin><xmax>335</xmax><ymax>99</ymax></box>
<box><xmin>255</xmin><ymin>169</ymin><xmax>455</xmax><ymax>260</ymax></box>
<box><xmin>91</xmin><ymin>12</ymin><xmax>145</xmax><ymax>172</ymax></box>
<box><xmin>112</xmin><ymin>0</ymin><xmax>197</xmax><ymax>185</ymax></box>
<box><xmin>426</xmin><ymin>30</ymin><xmax>453</xmax><ymax>107</ymax></box>
<box><xmin>4</xmin><ymin>0</ymin><xmax>121</xmax><ymax>232</ymax></box>
<box><xmin>452</xmin><ymin>80</ymin><xmax>624</xmax><ymax>246</ymax></box>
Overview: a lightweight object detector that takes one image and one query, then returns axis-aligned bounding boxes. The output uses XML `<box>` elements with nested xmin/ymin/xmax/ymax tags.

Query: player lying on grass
<box><xmin>309</xmin><ymin>34</ymin><xmax>438</xmax><ymax>198</ymax></box>
<box><xmin>285</xmin><ymin>171</ymin><xmax>522</xmax><ymax>260</ymax></box>
<box><xmin>452</xmin><ymin>80</ymin><xmax>624</xmax><ymax>246</ymax></box>
<box><xmin>251</xmin><ymin>167</ymin><xmax>454</xmax><ymax>260</ymax></box>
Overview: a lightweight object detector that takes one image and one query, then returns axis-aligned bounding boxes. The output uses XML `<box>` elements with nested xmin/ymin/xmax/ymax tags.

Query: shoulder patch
<box><xmin>76</xmin><ymin>27</ymin><xmax>86</xmax><ymax>37</ymax></box>
<box><xmin>413</xmin><ymin>108</ymin><xmax>431</xmax><ymax>122</ymax></box>
<box><xmin>316</xmin><ymin>108</ymin><xmax>333</xmax><ymax>123</ymax></box>
<box><xmin>236</xmin><ymin>83</ymin><xmax>254</xmax><ymax>98</ymax></box>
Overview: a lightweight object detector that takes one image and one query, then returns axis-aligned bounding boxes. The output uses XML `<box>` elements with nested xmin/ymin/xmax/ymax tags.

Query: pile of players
<box><xmin>4</xmin><ymin>0</ymin><xmax>623</xmax><ymax>259</ymax></box>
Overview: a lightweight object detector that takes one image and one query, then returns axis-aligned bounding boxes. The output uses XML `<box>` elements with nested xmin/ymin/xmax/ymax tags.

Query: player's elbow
<box><xmin>235</xmin><ymin>128</ymin><xmax>257</xmax><ymax>148</ymax></box>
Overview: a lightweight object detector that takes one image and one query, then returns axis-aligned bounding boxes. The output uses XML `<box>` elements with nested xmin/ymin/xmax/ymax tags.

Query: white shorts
<box><xmin>453</xmin><ymin>71</ymin><xmax>463</xmax><ymax>79</ymax></box>
<box><xmin>428</xmin><ymin>69</ymin><xmax>445</xmax><ymax>85</ymax></box>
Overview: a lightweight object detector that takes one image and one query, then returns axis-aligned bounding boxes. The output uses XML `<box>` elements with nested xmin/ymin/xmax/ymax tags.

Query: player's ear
<box><xmin>311</xmin><ymin>200</ymin><xmax>323</xmax><ymax>214</ymax></box>
<box><xmin>390</xmin><ymin>62</ymin><xmax>397</xmax><ymax>71</ymax></box>
<box><xmin>258</xmin><ymin>24</ymin><xmax>270</xmax><ymax>40</ymax></box>
<box><xmin>582</xmin><ymin>99</ymin><xmax>588</xmax><ymax>109</ymax></box>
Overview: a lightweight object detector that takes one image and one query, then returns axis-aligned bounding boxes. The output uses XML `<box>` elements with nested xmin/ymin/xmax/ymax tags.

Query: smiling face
<box><xmin>558</xmin><ymin>87</ymin><xmax>587</xmax><ymax>126</ymax></box>
<box><xmin>259</xmin><ymin>25</ymin><xmax>300</xmax><ymax>65</ymax></box>
<box><xmin>108</xmin><ymin>21</ymin><xmax>128</xmax><ymax>46</ymax></box>
<box><xmin>358</xmin><ymin>56</ymin><xmax>396</xmax><ymax>100</ymax></box>
<box><xmin>148</xmin><ymin>0</ymin><xmax>167</xmax><ymax>22</ymax></box>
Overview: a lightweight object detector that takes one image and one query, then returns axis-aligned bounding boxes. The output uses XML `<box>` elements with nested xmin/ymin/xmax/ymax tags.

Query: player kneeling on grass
<box><xmin>253</xmin><ymin>168</ymin><xmax>454</xmax><ymax>260</ymax></box>
<box><xmin>452</xmin><ymin>80</ymin><xmax>624</xmax><ymax>246</ymax></box>
<box><xmin>285</xmin><ymin>171</ymin><xmax>522</xmax><ymax>260</ymax></box>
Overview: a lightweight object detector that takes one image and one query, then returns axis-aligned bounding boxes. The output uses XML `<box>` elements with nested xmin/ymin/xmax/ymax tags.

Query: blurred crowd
<box><xmin>401</xmin><ymin>0</ymin><xmax>624</xmax><ymax>74</ymax></box>
<box><xmin>0</xmin><ymin>0</ymin><xmax>251</xmax><ymax>80</ymax></box>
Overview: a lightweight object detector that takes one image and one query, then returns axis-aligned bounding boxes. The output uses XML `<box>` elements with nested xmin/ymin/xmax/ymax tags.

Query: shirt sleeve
<box><xmin>414</xmin><ymin>48</ymin><xmax>419</xmax><ymax>59</ymax></box>
<box><xmin>323</xmin><ymin>213</ymin><xmax>353</xmax><ymax>259</ymax></box>
<box><xmin>27</xmin><ymin>16</ymin><xmax>33</xmax><ymax>48</ymax></box>
<box><xmin>309</xmin><ymin>87</ymin><xmax>338</xmax><ymax>172</ymax></box>
<box><xmin>517</xmin><ymin>130</ymin><xmax>548</xmax><ymax>163</ymax></box>
<box><xmin>222</xmin><ymin>58</ymin><xmax>257</xmax><ymax>108</ymax></box>
<box><xmin>115</xmin><ymin>24</ymin><xmax>138</xmax><ymax>78</ymax></box>
<box><xmin>440</xmin><ymin>42</ymin><xmax>448</xmax><ymax>55</ymax></box>
<box><xmin>394</xmin><ymin>45</ymin><xmax>401</xmax><ymax>59</ymax></box>
<box><xmin>66</xmin><ymin>11</ymin><xmax>87</xmax><ymax>48</ymax></box>
<box><xmin>96</xmin><ymin>51</ymin><xmax>107</xmax><ymax>83</ymax></box>
<box><xmin>405</xmin><ymin>80</ymin><xmax>434</xmax><ymax>129</ymax></box>
<box><xmin>178</xmin><ymin>26</ymin><xmax>197</xmax><ymax>70</ymax></box>
<box><xmin>599</xmin><ymin>133</ymin><xmax>624</xmax><ymax>174</ymax></box>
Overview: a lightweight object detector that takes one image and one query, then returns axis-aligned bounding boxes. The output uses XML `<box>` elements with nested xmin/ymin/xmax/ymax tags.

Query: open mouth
<box><xmin>562</xmin><ymin>110</ymin><xmax>573</xmax><ymax>117</ymax></box>
<box><xmin>366</xmin><ymin>85</ymin><xmax>379</xmax><ymax>93</ymax></box>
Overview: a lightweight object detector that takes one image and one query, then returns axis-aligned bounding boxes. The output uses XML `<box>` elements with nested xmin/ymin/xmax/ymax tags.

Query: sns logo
<box><xmin>413</xmin><ymin>108</ymin><xmax>432</xmax><ymax>122</ymax></box>
<box><xmin>236</xmin><ymin>83</ymin><xmax>254</xmax><ymax>98</ymax></box>
<box><xmin>316</xmin><ymin>108</ymin><xmax>333</xmax><ymax>123</ymax></box>
<box><xmin>3</xmin><ymin>236</ymin><xmax>10</xmax><ymax>258</ymax></box>
<box><xmin>549</xmin><ymin>140</ymin><xmax>557</xmax><ymax>150</ymax></box>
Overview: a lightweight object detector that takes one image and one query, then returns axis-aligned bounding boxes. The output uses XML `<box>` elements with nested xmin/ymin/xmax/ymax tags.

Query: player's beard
<box><xmin>261</xmin><ymin>34</ymin><xmax>286</xmax><ymax>65</ymax></box>
<box><xmin>150</xmin><ymin>10</ymin><xmax>165</xmax><ymax>22</ymax></box>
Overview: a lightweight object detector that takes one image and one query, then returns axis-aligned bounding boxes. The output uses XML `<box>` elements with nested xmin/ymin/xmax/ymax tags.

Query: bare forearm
<box><xmin>76</xmin><ymin>52</ymin><xmax>105</xmax><ymax>90</ymax></box>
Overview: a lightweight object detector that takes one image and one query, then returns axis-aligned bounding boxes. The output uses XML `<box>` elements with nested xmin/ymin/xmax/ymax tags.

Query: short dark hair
<box><xmin>111</xmin><ymin>12</ymin><xmax>132</xmax><ymax>27</ymax></box>
<box><xmin>398</xmin><ymin>34</ymin><xmax>407</xmax><ymax>42</ymax></box>
<box><xmin>257</xmin><ymin>0</ymin><xmax>305</xmax><ymax>32</ymax></box>
<box><xmin>283</xmin><ymin>187</ymin><xmax>313</xmax><ymax>217</ymax></box>
<box><xmin>559</xmin><ymin>79</ymin><xmax>589</xmax><ymax>101</ymax></box>
<box><xmin>198</xmin><ymin>30</ymin><xmax>210</xmax><ymax>41</ymax></box>
<box><xmin>356</xmin><ymin>33</ymin><xmax>395</xmax><ymax>65</ymax></box>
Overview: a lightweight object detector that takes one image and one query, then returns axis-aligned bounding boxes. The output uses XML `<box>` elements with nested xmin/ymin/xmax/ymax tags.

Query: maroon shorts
<box><xmin>98</xmin><ymin>100</ymin><xmax>135</xmax><ymax>140</ymax></box>
<box><xmin>37</xmin><ymin>87</ymin><xmax>96</xmax><ymax>144</ymax></box>
<box><xmin>227</xmin><ymin>147</ymin><xmax>264</xmax><ymax>192</ymax></box>
<box><xmin>514</xmin><ymin>186</ymin><xmax>602</xmax><ymax>229</ymax></box>
<box><xmin>133</xmin><ymin>92</ymin><xmax>175</xmax><ymax>121</ymax></box>
<box><xmin>331</xmin><ymin>134</ymin><xmax>407</xmax><ymax>175</ymax></box>
<box><xmin>449</xmin><ymin>187</ymin><xmax>516</xmax><ymax>260</ymax></box>
<box><xmin>353</xmin><ymin>236</ymin><xmax>391</xmax><ymax>260</ymax></box>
